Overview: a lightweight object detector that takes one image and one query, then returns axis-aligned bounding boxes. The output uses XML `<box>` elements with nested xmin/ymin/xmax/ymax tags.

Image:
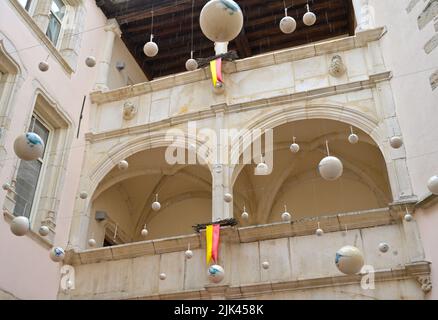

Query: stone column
<box><xmin>352</xmin><ymin>0</ymin><xmax>375</xmax><ymax>31</ymax></box>
<box><xmin>94</xmin><ymin>19</ymin><xmax>121</xmax><ymax>91</ymax></box>
<box><xmin>32</xmin><ymin>0</ymin><xmax>51</xmax><ymax>33</ymax></box>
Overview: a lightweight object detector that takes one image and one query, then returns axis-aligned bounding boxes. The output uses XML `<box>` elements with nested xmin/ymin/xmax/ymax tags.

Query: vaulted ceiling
<box><xmin>97</xmin><ymin>0</ymin><xmax>355</xmax><ymax>80</ymax></box>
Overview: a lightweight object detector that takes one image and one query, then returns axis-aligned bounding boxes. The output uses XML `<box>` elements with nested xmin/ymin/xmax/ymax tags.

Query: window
<box><xmin>13</xmin><ymin>115</ymin><xmax>50</xmax><ymax>218</ymax></box>
<box><xmin>17</xmin><ymin>0</ymin><xmax>33</xmax><ymax>12</ymax></box>
<box><xmin>46</xmin><ymin>0</ymin><xmax>66</xmax><ymax>47</ymax></box>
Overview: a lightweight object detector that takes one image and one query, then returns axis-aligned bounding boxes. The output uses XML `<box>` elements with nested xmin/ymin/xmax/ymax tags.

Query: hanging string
<box><xmin>190</xmin><ymin>0</ymin><xmax>195</xmax><ymax>58</ymax></box>
<box><xmin>150</xmin><ymin>7</ymin><xmax>155</xmax><ymax>42</ymax></box>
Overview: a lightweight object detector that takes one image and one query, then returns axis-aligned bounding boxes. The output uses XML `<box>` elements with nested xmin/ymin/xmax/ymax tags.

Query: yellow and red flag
<box><xmin>210</xmin><ymin>58</ymin><xmax>223</xmax><ymax>87</ymax></box>
<box><xmin>206</xmin><ymin>224</ymin><xmax>221</xmax><ymax>265</ymax></box>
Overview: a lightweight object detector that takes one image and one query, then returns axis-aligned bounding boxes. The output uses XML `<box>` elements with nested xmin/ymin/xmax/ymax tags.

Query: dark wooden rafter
<box><xmin>96</xmin><ymin>0</ymin><xmax>354</xmax><ymax>80</ymax></box>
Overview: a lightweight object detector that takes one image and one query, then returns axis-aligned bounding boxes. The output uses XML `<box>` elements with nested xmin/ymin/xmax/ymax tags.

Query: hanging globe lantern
<box><xmin>389</xmin><ymin>136</ymin><xmax>403</xmax><ymax>149</ymax></box>
<box><xmin>10</xmin><ymin>216</ymin><xmax>30</xmax><ymax>236</ymax></box>
<box><xmin>281</xmin><ymin>205</ymin><xmax>291</xmax><ymax>222</ymax></box>
<box><xmin>159</xmin><ymin>273</ymin><xmax>167</xmax><ymax>280</ymax></box>
<box><xmin>256</xmin><ymin>162</ymin><xmax>269</xmax><ymax>175</ymax></box>
<box><xmin>303</xmin><ymin>4</ymin><xmax>317</xmax><ymax>26</ymax></box>
<box><xmin>185</xmin><ymin>58</ymin><xmax>198</xmax><ymax>71</ymax></box>
<box><xmin>427</xmin><ymin>175</ymin><xmax>438</xmax><ymax>195</ymax></box>
<box><xmin>38</xmin><ymin>61</ymin><xmax>49</xmax><ymax>72</ymax></box>
<box><xmin>241</xmin><ymin>208</ymin><xmax>249</xmax><ymax>221</ymax></box>
<box><xmin>335</xmin><ymin>245</ymin><xmax>364</xmax><ymax>275</ymax></box>
<box><xmin>316</xmin><ymin>228</ymin><xmax>324</xmax><ymax>236</ymax></box>
<box><xmin>348</xmin><ymin>133</ymin><xmax>359</xmax><ymax>144</ymax></box>
<box><xmin>88</xmin><ymin>239</ymin><xmax>97</xmax><ymax>247</ymax></box>
<box><xmin>85</xmin><ymin>56</ymin><xmax>97</xmax><ymax>68</ymax></box>
<box><xmin>141</xmin><ymin>227</ymin><xmax>149</xmax><ymax>237</ymax></box>
<box><xmin>38</xmin><ymin>225</ymin><xmax>50</xmax><ymax>237</ymax></box>
<box><xmin>319</xmin><ymin>156</ymin><xmax>343</xmax><ymax>181</ymax></box>
<box><xmin>118</xmin><ymin>160</ymin><xmax>129</xmax><ymax>171</ymax></box>
<box><xmin>79</xmin><ymin>191</ymin><xmax>88</xmax><ymax>200</ymax></box>
<box><xmin>2</xmin><ymin>183</ymin><xmax>11</xmax><ymax>191</ymax></box>
<box><xmin>404</xmin><ymin>212</ymin><xmax>413</xmax><ymax>222</ymax></box>
<box><xmin>208</xmin><ymin>264</ymin><xmax>225</xmax><ymax>283</ymax></box>
<box><xmin>280</xmin><ymin>16</ymin><xmax>297</xmax><ymax>34</ymax></box>
<box><xmin>152</xmin><ymin>194</ymin><xmax>161</xmax><ymax>211</ymax></box>
<box><xmin>224</xmin><ymin>193</ymin><xmax>233</xmax><ymax>203</ymax></box>
<box><xmin>199</xmin><ymin>0</ymin><xmax>244</xmax><ymax>42</ymax></box>
<box><xmin>185</xmin><ymin>249</ymin><xmax>194</xmax><ymax>259</ymax></box>
<box><xmin>262</xmin><ymin>261</ymin><xmax>270</xmax><ymax>270</ymax></box>
<box><xmin>144</xmin><ymin>35</ymin><xmax>159</xmax><ymax>57</ymax></box>
<box><xmin>290</xmin><ymin>137</ymin><xmax>300</xmax><ymax>153</ymax></box>
<box><xmin>14</xmin><ymin>132</ymin><xmax>45</xmax><ymax>161</ymax></box>
<box><xmin>49</xmin><ymin>247</ymin><xmax>65</xmax><ymax>262</ymax></box>
<box><xmin>378</xmin><ymin>242</ymin><xmax>389</xmax><ymax>253</ymax></box>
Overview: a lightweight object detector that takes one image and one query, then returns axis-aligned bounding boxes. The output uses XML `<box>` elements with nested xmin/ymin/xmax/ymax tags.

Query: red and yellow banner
<box><xmin>206</xmin><ymin>224</ymin><xmax>220</xmax><ymax>265</ymax></box>
<box><xmin>210</xmin><ymin>58</ymin><xmax>223</xmax><ymax>87</ymax></box>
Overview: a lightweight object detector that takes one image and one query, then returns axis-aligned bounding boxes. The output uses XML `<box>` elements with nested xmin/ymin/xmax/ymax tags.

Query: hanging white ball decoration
<box><xmin>208</xmin><ymin>264</ymin><xmax>225</xmax><ymax>283</ymax></box>
<box><xmin>348</xmin><ymin>133</ymin><xmax>359</xmax><ymax>144</ymax></box>
<box><xmin>141</xmin><ymin>228</ymin><xmax>149</xmax><ymax>237</ymax></box>
<box><xmin>49</xmin><ymin>247</ymin><xmax>65</xmax><ymax>262</ymax></box>
<box><xmin>185</xmin><ymin>249</ymin><xmax>194</xmax><ymax>259</ymax></box>
<box><xmin>262</xmin><ymin>261</ymin><xmax>270</xmax><ymax>270</ymax></box>
<box><xmin>144</xmin><ymin>41</ymin><xmax>159</xmax><ymax>57</ymax></box>
<box><xmin>85</xmin><ymin>56</ymin><xmax>96</xmax><ymax>68</ymax></box>
<box><xmin>241</xmin><ymin>210</ymin><xmax>249</xmax><ymax>221</ymax></box>
<box><xmin>318</xmin><ymin>156</ymin><xmax>343</xmax><ymax>181</ymax></box>
<box><xmin>79</xmin><ymin>191</ymin><xmax>88</xmax><ymax>200</ymax></box>
<box><xmin>159</xmin><ymin>273</ymin><xmax>167</xmax><ymax>280</ymax></box>
<box><xmin>290</xmin><ymin>143</ymin><xmax>300</xmax><ymax>153</ymax></box>
<box><xmin>279</xmin><ymin>16</ymin><xmax>297</xmax><ymax>34</ymax></box>
<box><xmin>151</xmin><ymin>201</ymin><xmax>161</xmax><ymax>212</ymax></box>
<box><xmin>427</xmin><ymin>175</ymin><xmax>438</xmax><ymax>195</ymax></box>
<box><xmin>14</xmin><ymin>132</ymin><xmax>45</xmax><ymax>161</ymax></box>
<box><xmin>185</xmin><ymin>58</ymin><xmax>198</xmax><ymax>71</ymax></box>
<box><xmin>281</xmin><ymin>211</ymin><xmax>291</xmax><ymax>222</ymax></box>
<box><xmin>199</xmin><ymin>0</ymin><xmax>244</xmax><ymax>43</ymax></box>
<box><xmin>10</xmin><ymin>216</ymin><xmax>30</xmax><ymax>236</ymax></box>
<box><xmin>316</xmin><ymin>228</ymin><xmax>324</xmax><ymax>237</ymax></box>
<box><xmin>224</xmin><ymin>193</ymin><xmax>233</xmax><ymax>203</ymax></box>
<box><xmin>256</xmin><ymin>162</ymin><xmax>269</xmax><ymax>175</ymax></box>
<box><xmin>2</xmin><ymin>183</ymin><xmax>11</xmax><ymax>191</ymax></box>
<box><xmin>38</xmin><ymin>225</ymin><xmax>50</xmax><ymax>237</ymax></box>
<box><xmin>118</xmin><ymin>160</ymin><xmax>129</xmax><ymax>171</ymax></box>
<box><xmin>303</xmin><ymin>11</ymin><xmax>317</xmax><ymax>26</ymax></box>
<box><xmin>38</xmin><ymin>61</ymin><xmax>49</xmax><ymax>72</ymax></box>
<box><xmin>88</xmin><ymin>239</ymin><xmax>97</xmax><ymax>247</ymax></box>
<box><xmin>335</xmin><ymin>245</ymin><xmax>364</xmax><ymax>275</ymax></box>
<box><xmin>404</xmin><ymin>213</ymin><xmax>413</xmax><ymax>222</ymax></box>
<box><xmin>378</xmin><ymin>242</ymin><xmax>389</xmax><ymax>253</ymax></box>
<box><xmin>389</xmin><ymin>136</ymin><xmax>403</xmax><ymax>149</ymax></box>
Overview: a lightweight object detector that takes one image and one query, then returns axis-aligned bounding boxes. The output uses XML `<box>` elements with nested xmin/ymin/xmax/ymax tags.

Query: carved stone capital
<box><xmin>417</xmin><ymin>275</ymin><xmax>432</xmax><ymax>293</ymax></box>
<box><xmin>123</xmin><ymin>101</ymin><xmax>137</xmax><ymax>120</ymax></box>
<box><xmin>329</xmin><ymin>55</ymin><xmax>346</xmax><ymax>77</ymax></box>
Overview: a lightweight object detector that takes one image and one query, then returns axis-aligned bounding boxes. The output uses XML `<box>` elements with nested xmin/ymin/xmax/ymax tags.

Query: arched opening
<box><xmin>87</xmin><ymin>147</ymin><xmax>212</xmax><ymax>246</ymax></box>
<box><xmin>233</xmin><ymin>119</ymin><xmax>393</xmax><ymax>225</ymax></box>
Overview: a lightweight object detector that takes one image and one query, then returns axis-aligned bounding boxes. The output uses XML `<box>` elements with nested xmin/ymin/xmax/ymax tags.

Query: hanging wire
<box><xmin>190</xmin><ymin>0</ymin><xmax>195</xmax><ymax>58</ymax></box>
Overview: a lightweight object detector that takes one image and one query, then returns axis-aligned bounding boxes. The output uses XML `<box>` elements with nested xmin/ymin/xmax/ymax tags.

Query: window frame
<box><xmin>46</xmin><ymin>0</ymin><xmax>68</xmax><ymax>48</ymax></box>
<box><xmin>17</xmin><ymin>0</ymin><xmax>36</xmax><ymax>15</ymax></box>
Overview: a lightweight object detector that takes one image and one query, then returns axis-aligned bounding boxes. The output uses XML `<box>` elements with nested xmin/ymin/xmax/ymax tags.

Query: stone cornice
<box><xmin>85</xmin><ymin>71</ymin><xmax>392</xmax><ymax>143</ymax></box>
<box><xmin>89</xmin><ymin>27</ymin><xmax>387</xmax><ymax>105</ymax></box>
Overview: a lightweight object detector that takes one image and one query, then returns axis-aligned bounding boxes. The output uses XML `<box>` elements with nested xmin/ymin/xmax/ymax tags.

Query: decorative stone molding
<box><xmin>122</xmin><ymin>101</ymin><xmax>137</xmax><ymax>120</ymax></box>
<box><xmin>329</xmin><ymin>55</ymin><xmax>346</xmax><ymax>77</ymax></box>
<box><xmin>417</xmin><ymin>275</ymin><xmax>432</xmax><ymax>293</ymax></box>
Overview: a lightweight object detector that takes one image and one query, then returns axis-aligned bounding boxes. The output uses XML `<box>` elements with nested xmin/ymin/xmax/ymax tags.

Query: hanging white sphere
<box><xmin>213</xmin><ymin>81</ymin><xmax>225</xmax><ymax>95</ymax></box>
<box><xmin>262</xmin><ymin>261</ymin><xmax>270</xmax><ymax>270</ymax></box>
<box><xmin>159</xmin><ymin>273</ymin><xmax>167</xmax><ymax>280</ymax></box>
<box><xmin>241</xmin><ymin>211</ymin><xmax>249</xmax><ymax>221</ymax></box>
<box><xmin>208</xmin><ymin>264</ymin><xmax>225</xmax><ymax>283</ymax></box>
<box><xmin>279</xmin><ymin>16</ymin><xmax>297</xmax><ymax>34</ymax></box>
<box><xmin>224</xmin><ymin>193</ymin><xmax>233</xmax><ymax>203</ymax></box>
<box><xmin>38</xmin><ymin>61</ymin><xmax>49</xmax><ymax>72</ymax></box>
<box><xmin>152</xmin><ymin>201</ymin><xmax>161</xmax><ymax>212</ymax></box>
<box><xmin>38</xmin><ymin>225</ymin><xmax>50</xmax><ymax>237</ymax></box>
<box><xmin>118</xmin><ymin>160</ymin><xmax>129</xmax><ymax>171</ymax></box>
<box><xmin>348</xmin><ymin>133</ymin><xmax>359</xmax><ymax>144</ymax></box>
<box><xmin>316</xmin><ymin>228</ymin><xmax>324</xmax><ymax>237</ymax></box>
<box><xmin>290</xmin><ymin>143</ymin><xmax>300</xmax><ymax>153</ymax></box>
<box><xmin>335</xmin><ymin>245</ymin><xmax>364</xmax><ymax>275</ymax></box>
<box><xmin>10</xmin><ymin>216</ymin><xmax>30</xmax><ymax>236</ymax></box>
<box><xmin>404</xmin><ymin>213</ymin><xmax>413</xmax><ymax>222</ymax></box>
<box><xmin>427</xmin><ymin>175</ymin><xmax>438</xmax><ymax>195</ymax></box>
<box><xmin>14</xmin><ymin>132</ymin><xmax>45</xmax><ymax>161</ymax></box>
<box><xmin>318</xmin><ymin>156</ymin><xmax>343</xmax><ymax>181</ymax></box>
<box><xmin>88</xmin><ymin>239</ymin><xmax>97</xmax><ymax>247</ymax></box>
<box><xmin>85</xmin><ymin>56</ymin><xmax>96</xmax><ymax>68</ymax></box>
<box><xmin>141</xmin><ymin>228</ymin><xmax>149</xmax><ymax>237</ymax></box>
<box><xmin>256</xmin><ymin>162</ymin><xmax>269</xmax><ymax>175</ymax></box>
<box><xmin>199</xmin><ymin>0</ymin><xmax>244</xmax><ymax>42</ymax></box>
<box><xmin>378</xmin><ymin>242</ymin><xmax>389</xmax><ymax>253</ymax></box>
<box><xmin>303</xmin><ymin>11</ymin><xmax>317</xmax><ymax>26</ymax></box>
<box><xmin>49</xmin><ymin>247</ymin><xmax>65</xmax><ymax>262</ymax></box>
<box><xmin>79</xmin><ymin>191</ymin><xmax>88</xmax><ymax>200</ymax></box>
<box><xmin>185</xmin><ymin>249</ymin><xmax>194</xmax><ymax>259</ymax></box>
<box><xmin>281</xmin><ymin>211</ymin><xmax>291</xmax><ymax>222</ymax></box>
<box><xmin>389</xmin><ymin>136</ymin><xmax>403</xmax><ymax>149</ymax></box>
<box><xmin>144</xmin><ymin>41</ymin><xmax>159</xmax><ymax>57</ymax></box>
<box><xmin>2</xmin><ymin>183</ymin><xmax>11</xmax><ymax>191</ymax></box>
<box><xmin>185</xmin><ymin>58</ymin><xmax>198</xmax><ymax>71</ymax></box>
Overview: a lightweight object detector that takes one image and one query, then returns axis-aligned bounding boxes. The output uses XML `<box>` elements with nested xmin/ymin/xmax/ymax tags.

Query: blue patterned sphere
<box><xmin>208</xmin><ymin>264</ymin><xmax>225</xmax><ymax>283</ymax></box>
<box><xmin>335</xmin><ymin>245</ymin><xmax>364</xmax><ymax>275</ymax></box>
<box><xmin>14</xmin><ymin>132</ymin><xmax>45</xmax><ymax>161</ymax></box>
<box><xmin>50</xmin><ymin>247</ymin><xmax>65</xmax><ymax>262</ymax></box>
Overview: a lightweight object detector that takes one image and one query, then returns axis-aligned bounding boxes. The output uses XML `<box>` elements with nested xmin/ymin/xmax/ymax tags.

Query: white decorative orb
<box><xmin>152</xmin><ymin>201</ymin><xmax>161</xmax><ymax>212</ymax></box>
<box><xmin>79</xmin><ymin>191</ymin><xmax>88</xmax><ymax>200</ymax></box>
<box><xmin>224</xmin><ymin>193</ymin><xmax>233</xmax><ymax>203</ymax></box>
<box><xmin>404</xmin><ymin>213</ymin><xmax>413</xmax><ymax>222</ymax></box>
<box><xmin>141</xmin><ymin>228</ymin><xmax>149</xmax><ymax>237</ymax></box>
<box><xmin>348</xmin><ymin>133</ymin><xmax>359</xmax><ymax>144</ymax></box>
<box><xmin>143</xmin><ymin>41</ymin><xmax>159</xmax><ymax>57</ymax></box>
<box><xmin>38</xmin><ymin>61</ymin><xmax>49</xmax><ymax>72</ymax></box>
<box><xmin>118</xmin><ymin>160</ymin><xmax>129</xmax><ymax>171</ymax></box>
<box><xmin>318</xmin><ymin>156</ymin><xmax>343</xmax><ymax>181</ymax></box>
<box><xmin>389</xmin><ymin>136</ymin><xmax>403</xmax><ymax>149</ymax></box>
<box><xmin>213</xmin><ymin>81</ymin><xmax>225</xmax><ymax>94</ymax></box>
<box><xmin>256</xmin><ymin>162</ymin><xmax>269</xmax><ymax>175</ymax></box>
<box><xmin>50</xmin><ymin>247</ymin><xmax>65</xmax><ymax>262</ymax></box>
<box><xmin>185</xmin><ymin>249</ymin><xmax>194</xmax><ymax>259</ymax></box>
<box><xmin>279</xmin><ymin>16</ymin><xmax>297</xmax><ymax>34</ymax></box>
<box><xmin>185</xmin><ymin>58</ymin><xmax>198</xmax><ymax>71</ymax></box>
<box><xmin>290</xmin><ymin>143</ymin><xmax>300</xmax><ymax>153</ymax></box>
<box><xmin>159</xmin><ymin>273</ymin><xmax>167</xmax><ymax>280</ymax></box>
<box><xmin>427</xmin><ymin>175</ymin><xmax>438</xmax><ymax>195</ymax></box>
<box><xmin>208</xmin><ymin>264</ymin><xmax>225</xmax><ymax>283</ymax></box>
<box><xmin>262</xmin><ymin>261</ymin><xmax>270</xmax><ymax>270</ymax></box>
<box><xmin>10</xmin><ymin>216</ymin><xmax>30</xmax><ymax>236</ymax></box>
<box><xmin>303</xmin><ymin>11</ymin><xmax>317</xmax><ymax>26</ymax></box>
<box><xmin>85</xmin><ymin>56</ymin><xmax>96</xmax><ymax>68</ymax></box>
<box><xmin>2</xmin><ymin>183</ymin><xmax>11</xmax><ymax>191</ymax></box>
<box><xmin>38</xmin><ymin>225</ymin><xmax>50</xmax><ymax>237</ymax></box>
<box><xmin>14</xmin><ymin>133</ymin><xmax>45</xmax><ymax>161</ymax></box>
<box><xmin>281</xmin><ymin>211</ymin><xmax>291</xmax><ymax>222</ymax></box>
<box><xmin>378</xmin><ymin>242</ymin><xmax>389</xmax><ymax>253</ymax></box>
<box><xmin>335</xmin><ymin>245</ymin><xmax>364</xmax><ymax>275</ymax></box>
<box><xmin>241</xmin><ymin>211</ymin><xmax>249</xmax><ymax>221</ymax></box>
<box><xmin>88</xmin><ymin>239</ymin><xmax>96</xmax><ymax>247</ymax></box>
<box><xmin>316</xmin><ymin>228</ymin><xmax>324</xmax><ymax>237</ymax></box>
<box><xmin>199</xmin><ymin>0</ymin><xmax>244</xmax><ymax>42</ymax></box>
